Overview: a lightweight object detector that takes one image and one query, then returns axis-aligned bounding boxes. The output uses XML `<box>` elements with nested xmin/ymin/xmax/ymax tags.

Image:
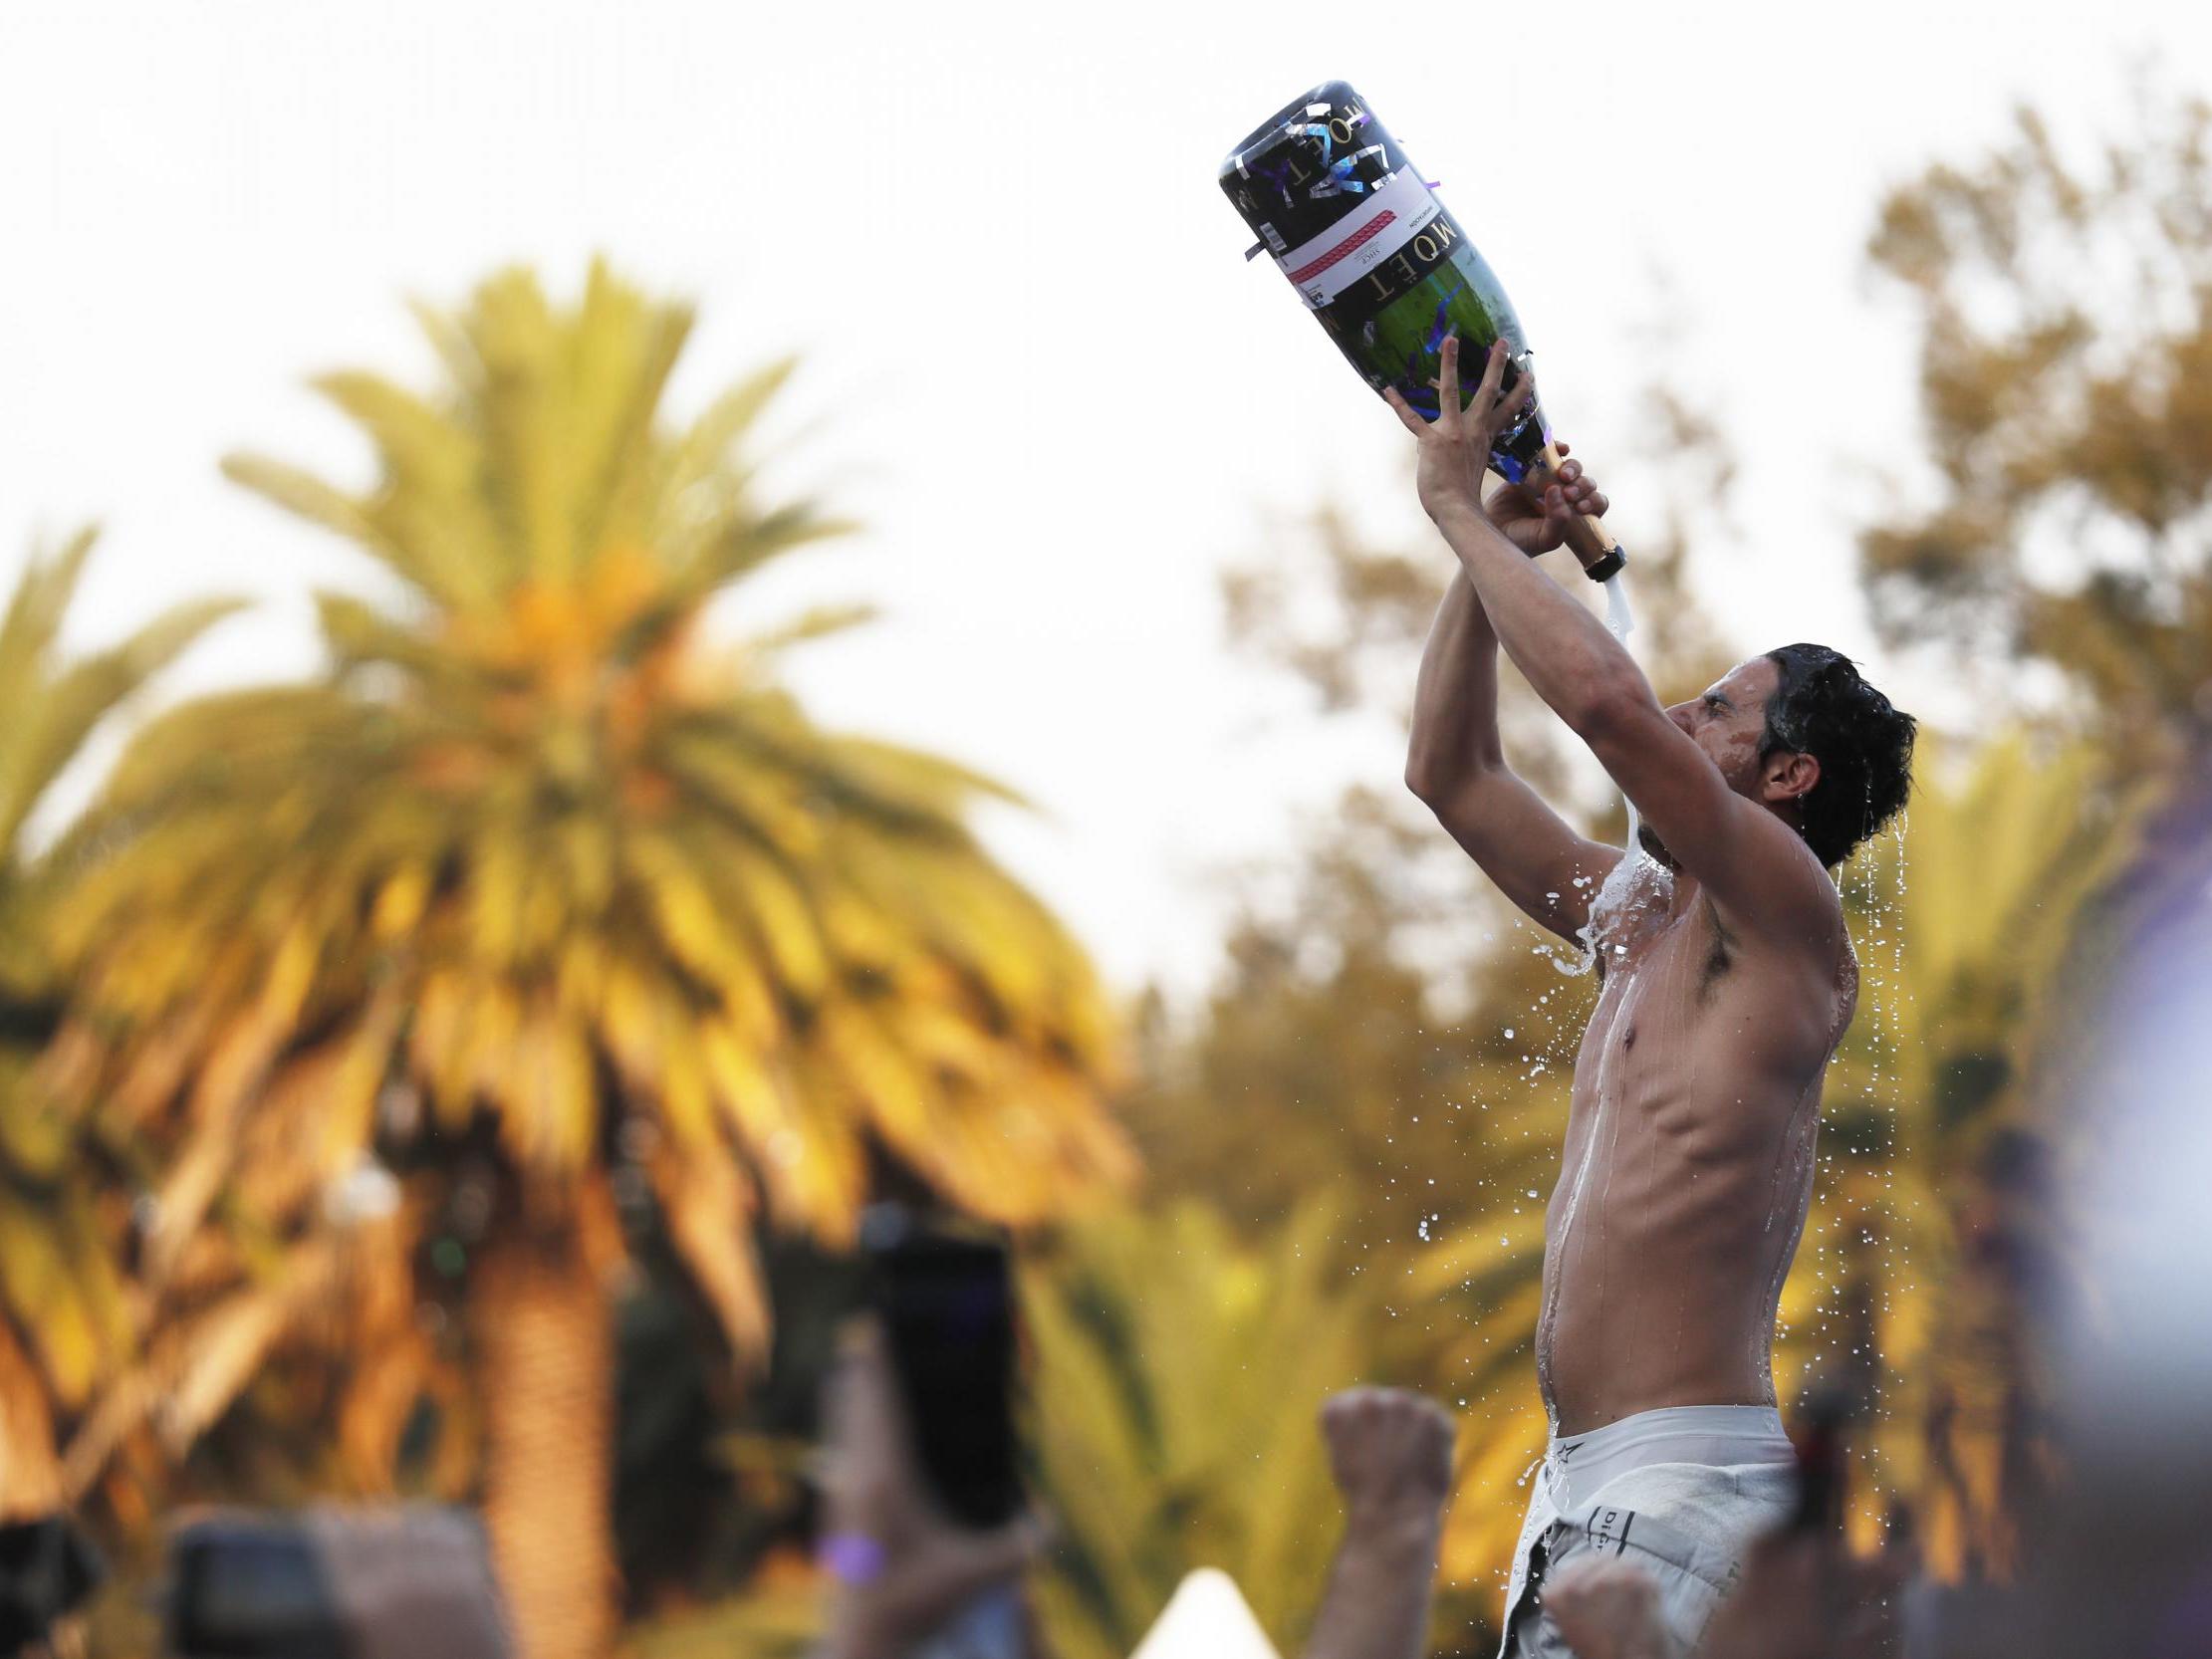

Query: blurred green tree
<box><xmin>1863</xmin><ymin>85</ymin><xmax>2212</xmax><ymax>763</ymax></box>
<box><xmin>42</xmin><ymin>265</ymin><xmax>1129</xmax><ymax>1659</ymax></box>
<box><xmin>0</xmin><ymin>528</ymin><xmax>236</xmax><ymax>1519</ymax></box>
<box><xmin>1856</xmin><ymin>83</ymin><xmax>2212</xmax><ymax>1572</ymax></box>
<box><xmin>1022</xmin><ymin>1199</ymin><xmax>1375</xmax><ymax>1659</ymax></box>
<box><xmin>1770</xmin><ymin>734</ymin><xmax>2139</xmax><ymax>1568</ymax></box>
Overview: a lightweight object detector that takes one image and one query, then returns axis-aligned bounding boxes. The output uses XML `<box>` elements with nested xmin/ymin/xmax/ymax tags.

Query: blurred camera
<box><xmin>166</xmin><ymin>1508</ymin><xmax>511</xmax><ymax>1659</ymax></box>
<box><xmin>859</xmin><ymin>1204</ymin><xmax>1024</xmax><ymax>1532</ymax></box>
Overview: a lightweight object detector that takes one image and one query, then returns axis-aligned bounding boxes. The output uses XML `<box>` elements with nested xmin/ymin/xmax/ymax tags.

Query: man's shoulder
<box><xmin>1707</xmin><ymin>813</ymin><xmax>1847</xmax><ymax>960</ymax></box>
<box><xmin>1696</xmin><ymin>864</ymin><xmax>1853</xmax><ymax>1055</ymax></box>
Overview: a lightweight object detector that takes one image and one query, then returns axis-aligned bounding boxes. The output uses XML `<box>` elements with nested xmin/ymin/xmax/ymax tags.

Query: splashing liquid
<box><xmin>1602</xmin><ymin>569</ymin><xmax>1635</xmax><ymax>646</ymax></box>
<box><xmin>1601</xmin><ymin>572</ymin><xmax>1637</xmax><ymax>849</ymax></box>
<box><xmin>1860</xmin><ymin>814</ymin><xmax>1911</xmax><ymax>1524</ymax></box>
<box><xmin>1801</xmin><ymin>805</ymin><xmax>1909</xmax><ymax>1525</ymax></box>
<box><xmin>1534</xmin><ymin>572</ymin><xmax>1659</xmax><ymax>1422</ymax></box>
<box><xmin>1557</xmin><ymin>573</ymin><xmax>1648</xmax><ymax>977</ymax></box>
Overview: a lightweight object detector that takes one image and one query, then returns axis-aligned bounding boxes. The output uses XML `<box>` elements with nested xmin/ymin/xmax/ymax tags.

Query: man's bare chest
<box><xmin>1590</xmin><ymin>870</ymin><xmax>1737</xmax><ymax>1009</ymax></box>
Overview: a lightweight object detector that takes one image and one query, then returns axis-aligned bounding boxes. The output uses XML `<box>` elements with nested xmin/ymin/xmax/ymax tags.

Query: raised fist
<box><xmin>1319</xmin><ymin>1386</ymin><xmax>1456</xmax><ymax>1529</ymax></box>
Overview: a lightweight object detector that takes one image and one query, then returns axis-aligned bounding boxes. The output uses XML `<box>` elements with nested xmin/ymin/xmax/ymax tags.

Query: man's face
<box><xmin>1664</xmin><ymin>657</ymin><xmax>1782</xmax><ymax>794</ymax></box>
<box><xmin>1642</xmin><ymin>658</ymin><xmax>1790</xmax><ymax>861</ymax></box>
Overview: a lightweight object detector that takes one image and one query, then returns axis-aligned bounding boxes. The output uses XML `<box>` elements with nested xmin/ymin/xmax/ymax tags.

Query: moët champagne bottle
<box><xmin>1220</xmin><ymin>82</ymin><xmax>1625</xmax><ymax>582</ymax></box>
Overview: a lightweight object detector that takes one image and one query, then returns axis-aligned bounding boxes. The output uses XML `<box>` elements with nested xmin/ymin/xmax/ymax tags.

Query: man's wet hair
<box><xmin>1759</xmin><ymin>644</ymin><xmax>1916</xmax><ymax>867</ymax></box>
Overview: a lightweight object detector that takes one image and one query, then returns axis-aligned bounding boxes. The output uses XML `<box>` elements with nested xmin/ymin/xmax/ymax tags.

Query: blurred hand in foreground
<box><xmin>1320</xmin><ymin>1386</ymin><xmax>1456</xmax><ymax>1532</ymax></box>
<box><xmin>816</xmin><ymin>1319</ymin><xmax>1048</xmax><ymax>1659</ymax></box>
<box><xmin>1545</xmin><ymin>1554</ymin><xmax>1667</xmax><ymax>1659</ymax></box>
<box><xmin>1304</xmin><ymin>1387</ymin><xmax>1458</xmax><ymax>1659</ymax></box>
<box><xmin>1696</xmin><ymin>1524</ymin><xmax>1910</xmax><ymax>1659</ymax></box>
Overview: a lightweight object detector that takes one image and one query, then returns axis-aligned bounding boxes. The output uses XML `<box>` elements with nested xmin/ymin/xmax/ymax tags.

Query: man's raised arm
<box><xmin>1405</xmin><ymin>567</ymin><xmax>1619</xmax><ymax>945</ymax></box>
<box><xmin>1385</xmin><ymin>339</ymin><xmax>1838</xmax><ymax>945</ymax></box>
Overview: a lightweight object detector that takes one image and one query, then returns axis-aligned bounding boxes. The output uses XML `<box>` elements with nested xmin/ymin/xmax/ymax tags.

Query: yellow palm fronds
<box><xmin>47</xmin><ymin>269</ymin><xmax>1130</xmax><ymax>1522</ymax></box>
<box><xmin>0</xmin><ymin>528</ymin><xmax>237</xmax><ymax>1518</ymax></box>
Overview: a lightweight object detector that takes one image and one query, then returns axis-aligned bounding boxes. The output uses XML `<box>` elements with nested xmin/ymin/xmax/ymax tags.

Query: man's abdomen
<box><xmin>1536</xmin><ymin>1090</ymin><xmax>1818</xmax><ymax>1436</ymax></box>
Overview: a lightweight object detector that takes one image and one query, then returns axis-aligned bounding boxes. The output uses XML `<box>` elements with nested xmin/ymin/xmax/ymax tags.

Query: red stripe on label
<box><xmin>1285</xmin><ymin>211</ymin><xmax>1396</xmax><ymax>285</ymax></box>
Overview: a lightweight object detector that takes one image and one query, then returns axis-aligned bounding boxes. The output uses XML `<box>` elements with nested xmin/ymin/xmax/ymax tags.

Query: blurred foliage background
<box><xmin>0</xmin><ymin>84</ymin><xmax>2207</xmax><ymax>1659</ymax></box>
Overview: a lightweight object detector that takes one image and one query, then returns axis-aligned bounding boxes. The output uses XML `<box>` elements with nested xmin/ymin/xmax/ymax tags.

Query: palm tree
<box><xmin>1784</xmin><ymin>732</ymin><xmax>2141</xmax><ymax>1568</ymax></box>
<box><xmin>46</xmin><ymin>264</ymin><xmax>1130</xmax><ymax>1659</ymax></box>
<box><xmin>0</xmin><ymin>527</ymin><xmax>238</xmax><ymax>1518</ymax></box>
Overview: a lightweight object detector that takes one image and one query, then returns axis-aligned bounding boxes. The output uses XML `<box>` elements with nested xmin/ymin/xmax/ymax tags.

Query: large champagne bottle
<box><xmin>1220</xmin><ymin>82</ymin><xmax>1625</xmax><ymax>582</ymax></box>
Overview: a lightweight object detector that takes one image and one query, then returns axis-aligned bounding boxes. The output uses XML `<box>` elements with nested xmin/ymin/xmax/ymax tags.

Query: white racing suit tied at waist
<box><xmin>1497</xmin><ymin>1404</ymin><xmax>1800</xmax><ymax>1659</ymax></box>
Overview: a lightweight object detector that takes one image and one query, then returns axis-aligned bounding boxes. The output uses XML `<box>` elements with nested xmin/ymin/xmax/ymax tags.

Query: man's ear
<box><xmin>1766</xmin><ymin>750</ymin><xmax>1820</xmax><ymax>805</ymax></box>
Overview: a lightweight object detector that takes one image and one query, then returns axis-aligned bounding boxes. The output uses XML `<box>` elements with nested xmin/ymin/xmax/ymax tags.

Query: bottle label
<box><xmin>1271</xmin><ymin>168</ymin><xmax>1441</xmax><ymax>310</ymax></box>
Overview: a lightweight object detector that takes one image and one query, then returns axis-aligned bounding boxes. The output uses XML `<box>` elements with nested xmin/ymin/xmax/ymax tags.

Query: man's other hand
<box><xmin>1487</xmin><ymin>442</ymin><xmax>1608</xmax><ymax>557</ymax></box>
<box><xmin>1385</xmin><ymin>337</ymin><xmax>1597</xmax><ymax>536</ymax></box>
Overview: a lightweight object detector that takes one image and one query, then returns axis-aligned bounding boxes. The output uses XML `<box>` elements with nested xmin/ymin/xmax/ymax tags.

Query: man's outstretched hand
<box><xmin>1381</xmin><ymin>337</ymin><xmax>1605</xmax><ymax>550</ymax></box>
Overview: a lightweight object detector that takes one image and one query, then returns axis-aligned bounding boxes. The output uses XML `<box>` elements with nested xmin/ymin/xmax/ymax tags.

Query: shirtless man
<box><xmin>1386</xmin><ymin>339</ymin><xmax>1916</xmax><ymax>1657</ymax></box>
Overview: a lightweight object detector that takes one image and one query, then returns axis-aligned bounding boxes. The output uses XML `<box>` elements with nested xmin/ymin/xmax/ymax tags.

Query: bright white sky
<box><xmin>1</xmin><ymin>2</ymin><xmax>2203</xmax><ymax>998</ymax></box>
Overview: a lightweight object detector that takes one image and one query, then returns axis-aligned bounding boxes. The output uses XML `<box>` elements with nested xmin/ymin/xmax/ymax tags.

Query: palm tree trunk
<box><xmin>471</xmin><ymin>1223</ymin><xmax>617</xmax><ymax>1659</ymax></box>
<box><xmin>0</xmin><ymin>1316</ymin><xmax>63</xmax><ymax>1519</ymax></box>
